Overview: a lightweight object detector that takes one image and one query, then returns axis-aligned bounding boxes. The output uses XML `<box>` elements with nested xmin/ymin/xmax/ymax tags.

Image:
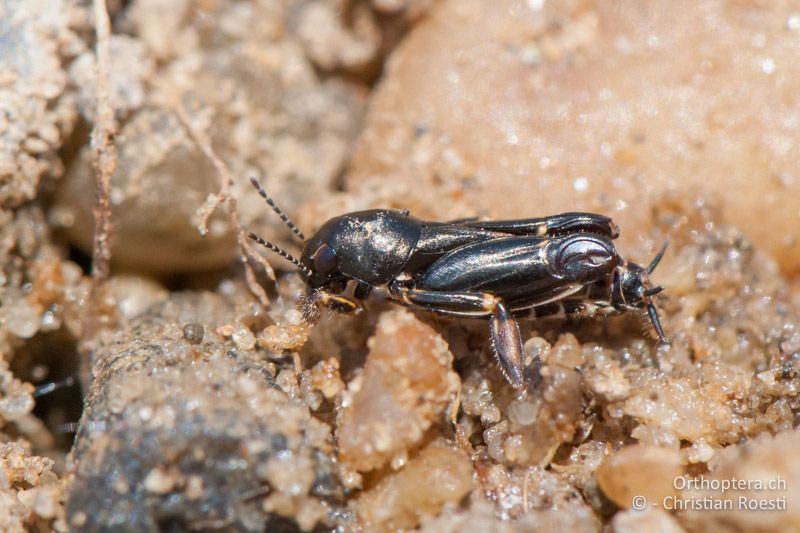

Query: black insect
<box><xmin>247</xmin><ymin>178</ymin><xmax>668</xmax><ymax>389</ymax></box>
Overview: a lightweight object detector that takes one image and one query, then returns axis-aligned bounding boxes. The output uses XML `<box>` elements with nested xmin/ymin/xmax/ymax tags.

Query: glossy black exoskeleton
<box><xmin>247</xmin><ymin>178</ymin><xmax>668</xmax><ymax>389</ymax></box>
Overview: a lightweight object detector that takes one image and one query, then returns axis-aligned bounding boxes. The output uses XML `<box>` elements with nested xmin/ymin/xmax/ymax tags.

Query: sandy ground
<box><xmin>1</xmin><ymin>0</ymin><xmax>799</xmax><ymax>531</ymax></box>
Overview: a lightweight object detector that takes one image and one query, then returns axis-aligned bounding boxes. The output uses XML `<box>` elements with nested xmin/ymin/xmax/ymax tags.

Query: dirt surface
<box><xmin>1</xmin><ymin>0</ymin><xmax>800</xmax><ymax>532</ymax></box>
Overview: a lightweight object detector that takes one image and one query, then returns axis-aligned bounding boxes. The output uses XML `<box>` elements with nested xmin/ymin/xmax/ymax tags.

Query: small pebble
<box><xmin>182</xmin><ymin>323</ymin><xmax>204</xmax><ymax>345</ymax></box>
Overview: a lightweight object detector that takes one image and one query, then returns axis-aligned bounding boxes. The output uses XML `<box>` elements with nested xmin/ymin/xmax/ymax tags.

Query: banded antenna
<box><xmin>249</xmin><ymin>177</ymin><xmax>305</xmax><ymax>241</ymax></box>
<box><xmin>248</xmin><ymin>232</ymin><xmax>312</xmax><ymax>279</ymax></box>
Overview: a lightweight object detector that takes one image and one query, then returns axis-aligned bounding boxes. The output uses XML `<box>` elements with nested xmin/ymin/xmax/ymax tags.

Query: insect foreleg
<box><xmin>388</xmin><ymin>283</ymin><xmax>525</xmax><ymax>389</ymax></box>
<box><xmin>303</xmin><ymin>289</ymin><xmax>361</xmax><ymax>322</ymax></box>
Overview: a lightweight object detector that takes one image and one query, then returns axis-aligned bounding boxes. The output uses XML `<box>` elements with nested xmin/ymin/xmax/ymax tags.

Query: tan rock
<box><xmin>597</xmin><ymin>444</ymin><xmax>682</xmax><ymax>509</ymax></box>
<box><xmin>347</xmin><ymin>0</ymin><xmax>800</xmax><ymax>275</ymax></box>
<box><xmin>337</xmin><ymin>310</ymin><xmax>460</xmax><ymax>472</ymax></box>
<box><xmin>354</xmin><ymin>440</ymin><xmax>473</xmax><ymax>531</ymax></box>
<box><xmin>679</xmin><ymin>431</ymin><xmax>800</xmax><ymax>532</ymax></box>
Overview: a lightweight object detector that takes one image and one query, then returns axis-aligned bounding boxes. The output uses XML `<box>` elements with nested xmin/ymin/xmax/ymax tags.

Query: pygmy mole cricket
<box><xmin>247</xmin><ymin>177</ymin><xmax>667</xmax><ymax>389</ymax></box>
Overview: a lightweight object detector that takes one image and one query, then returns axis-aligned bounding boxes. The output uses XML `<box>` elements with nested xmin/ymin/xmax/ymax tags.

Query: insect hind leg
<box><xmin>490</xmin><ymin>300</ymin><xmax>525</xmax><ymax>389</ymax></box>
<box><xmin>388</xmin><ymin>283</ymin><xmax>525</xmax><ymax>389</ymax></box>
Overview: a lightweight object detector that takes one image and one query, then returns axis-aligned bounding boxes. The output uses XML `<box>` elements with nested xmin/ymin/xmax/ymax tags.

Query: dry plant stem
<box><xmin>89</xmin><ymin>0</ymin><xmax>116</xmax><ymax>286</ymax></box>
<box><xmin>172</xmin><ymin>101</ymin><xmax>273</xmax><ymax>306</ymax></box>
<box><xmin>81</xmin><ymin>0</ymin><xmax>117</xmax><ymax>351</ymax></box>
<box><xmin>171</xmin><ymin>102</ymin><xmax>231</xmax><ymax>230</ymax></box>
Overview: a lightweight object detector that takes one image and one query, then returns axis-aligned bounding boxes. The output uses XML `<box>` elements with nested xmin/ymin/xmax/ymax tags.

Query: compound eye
<box><xmin>312</xmin><ymin>243</ymin><xmax>338</xmax><ymax>275</ymax></box>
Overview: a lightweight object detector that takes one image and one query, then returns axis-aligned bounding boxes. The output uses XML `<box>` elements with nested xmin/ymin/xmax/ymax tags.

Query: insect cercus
<box><xmin>248</xmin><ymin>178</ymin><xmax>668</xmax><ymax>390</ymax></box>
